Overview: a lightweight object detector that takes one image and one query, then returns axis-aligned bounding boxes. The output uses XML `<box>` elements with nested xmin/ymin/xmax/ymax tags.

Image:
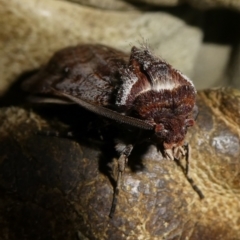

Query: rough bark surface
<box><xmin>0</xmin><ymin>88</ymin><xmax>240</xmax><ymax>239</ymax></box>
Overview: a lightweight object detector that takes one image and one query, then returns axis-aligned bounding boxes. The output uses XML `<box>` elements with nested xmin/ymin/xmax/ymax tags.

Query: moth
<box><xmin>22</xmin><ymin>44</ymin><xmax>204</xmax><ymax>217</ymax></box>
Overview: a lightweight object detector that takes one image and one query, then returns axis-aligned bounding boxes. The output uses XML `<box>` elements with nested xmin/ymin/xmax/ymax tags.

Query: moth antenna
<box><xmin>137</xmin><ymin>35</ymin><xmax>150</xmax><ymax>51</ymax></box>
<box><xmin>128</xmin><ymin>41</ymin><xmax>134</xmax><ymax>49</ymax></box>
<box><xmin>51</xmin><ymin>89</ymin><xmax>154</xmax><ymax>130</ymax></box>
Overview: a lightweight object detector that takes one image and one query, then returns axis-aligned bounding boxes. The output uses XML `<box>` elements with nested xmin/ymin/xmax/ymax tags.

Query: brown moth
<box><xmin>22</xmin><ymin>44</ymin><xmax>203</xmax><ymax>217</ymax></box>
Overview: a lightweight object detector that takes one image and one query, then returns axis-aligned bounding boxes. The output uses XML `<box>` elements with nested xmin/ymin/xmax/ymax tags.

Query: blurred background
<box><xmin>0</xmin><ymin>0</ymin><xmax>240</xmax><ymax>96</ymax></box>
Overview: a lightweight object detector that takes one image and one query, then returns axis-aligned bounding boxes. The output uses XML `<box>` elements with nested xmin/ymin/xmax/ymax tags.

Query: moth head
<box><xmin>152</xmin><ymin>115</ymin><xmax>195</xmax><ymax>149</ymax></box>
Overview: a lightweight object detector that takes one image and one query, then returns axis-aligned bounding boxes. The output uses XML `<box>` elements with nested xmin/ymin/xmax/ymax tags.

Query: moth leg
<box><xmin>164</xmin><ymin>149</ymin><xmax>174</xmax><ymax>160</ymax></box>
<box><xmin>36</xmin><ymin>130</ymin><xmax>74</xmax><ymax>138</ymax></box>
<box><xmin>173</xmin><ymin>146</ymin><xmax>186</xmax><ymax>162</ymax></box>
<box><xmin>184</xmin><ymin>144</ymin><xmax>204</xmax><ymax>199</ymax></box>
<box><xmin>183</xmin><ymin>143</ymin><xmax>190</xmax><ymax>176</ymax></box>
<box><xmin>109</xmin><ymin>144</ymin><xmax>133</xmax><ymax>218</ymax></box>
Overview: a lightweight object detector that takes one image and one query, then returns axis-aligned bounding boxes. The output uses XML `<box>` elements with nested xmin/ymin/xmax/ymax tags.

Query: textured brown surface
<box><xmin>187</xmin><ymin>88</ymin><xmax>240</xmax><ymax>239</ymax></box>
<box><xmin>0</xmin><ymin>88</ymin><xmax>240</xmax><ymax>239</ymax></box>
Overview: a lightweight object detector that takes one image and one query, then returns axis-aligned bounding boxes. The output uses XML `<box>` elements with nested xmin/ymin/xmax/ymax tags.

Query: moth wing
<box><xmin>22</xmin><ymin>44</ymin><xmax>128</xmax><ymax>107</ymax></box>
<box><xmin>22</xmin><ymin>44</ymin><xmax>154</xmax><ymax>130</ymax></box>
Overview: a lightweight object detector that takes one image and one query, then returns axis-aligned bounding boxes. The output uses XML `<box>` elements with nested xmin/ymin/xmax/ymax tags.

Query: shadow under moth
<box><xmin>22</xmin><ymin>44</ymin><xmax>204</xmax><ymax>217</ymax></box>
